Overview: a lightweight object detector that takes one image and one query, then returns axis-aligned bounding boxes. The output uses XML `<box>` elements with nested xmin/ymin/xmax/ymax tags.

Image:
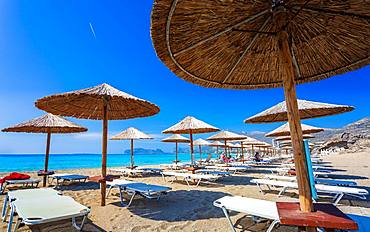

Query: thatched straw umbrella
<box><xmin>1</xmin><ymin>113</ymin><xmax>87</xmax><ymax>187</ymax></box>
<box><xmin>151</xmin><ymin>0</ymin><xmax>369</xmax><ymax>215</ymax></box>
<box><xmin>266</xmin><ymin>123</ymin><xmax>324</xmax><ymax>137</ymax></box>
<box><xmin>193</xmin><ymin>138</ymin><xmax>210</xmax><ymax>163</ymax></box>
<box><xmin>209</xmin><ymin>141</ymin><xmax>223</xmax><ymax>154</ymax></box>
<box><xmin>245</xmin><ymin>99</ymin><xmax>354</xmax><ymax>123</ymax></box>
<box><xmin>163</xmin><ymin>116</ymin><xmax>219</xmax><ymax>165</ymax></box>
<box><xmin>110</xmin><ymin>127</ymin><xmax>152</xmax><ymax>169</ymax></box>
<box><xmin>162</xmin><ymin>134</ymin><xmax>189</xmax><ymax>163</ymax></box>
<box><xmin>275</xmin><ymin>135</ymin><xmax>314</xmax><ymax>142</ymax></box>
<box><xmin>35</xmin><ymin>83</ymin><xmax>159</xmax><ymax>206</ymax></box>
<box><xmin>240</xmin><ymin>137</ymin><xmax>264</xmax><ymax>158</ymax></box>
<box><xmin>207</xmin><ymin>131</ymin><xmax>247</xmax><ymax>157</ymax></box>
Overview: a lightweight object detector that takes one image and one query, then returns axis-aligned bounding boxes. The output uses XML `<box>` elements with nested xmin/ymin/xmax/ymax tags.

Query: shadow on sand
<box><xmin>122</xmin><ymin>189</ymin><xmax>232</xmax><ymax>222</ymax></box>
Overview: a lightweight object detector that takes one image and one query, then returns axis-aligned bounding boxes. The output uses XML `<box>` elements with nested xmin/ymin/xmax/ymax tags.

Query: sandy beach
<box><xmin>1</xmin><ymin>150</ymin><xmax>369</xmax><ymax>232</ymax></box>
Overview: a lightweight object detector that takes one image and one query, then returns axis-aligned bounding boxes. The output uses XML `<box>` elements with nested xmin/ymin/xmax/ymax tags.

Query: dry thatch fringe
<box><xmin>193</xmin><ymin>138</ymin><xmax>210</xmax><ymax>146</ymax></box>
<box><xmin>2</xmin><ymin>113</ymin><xmax>87</xmax><ymax>134</ymax></box>
<box><xmin>110</xmin><ymin>127</ymin><xmax>152</xmax><ymax>140</ymax></box>
<box><xmin>245</xmin><ymin>99</ymin><xmax>354</xmax><ymax>123</ymax></box>
<box><xmin>239</xmin><ymin>136</ymin><xmax>265</xmax><ymax>145</ymax></box>
<box><xmin>35</xmin><ymin>83</ymin><xmax>160</xmax><ymax>120</ymax></box>
<box><xmin>266</xmin><ymin>122</ymin><xmax>324</xmax><ymax>137</ymax></box>
<box><xmin>162</xmin><ymin>134</ymin><xmax>189</xmax><ymax>143</ymax></box>
<box><xmin>207</xmin><ymin>130</ymin><xmax>247</xmax><ymax>141</ymax></box>
<box><xmin>151</xmin><ymin>0</ymin><xmax>370</xmax><ymax>90</ymax></box>
<box><xmin>163</xmin><ymin>116</ymin><xmax>219</xmax><ymax>134</ymax></box>
<box><xmin>274</xmin><ymin>134</ymin><xmax>314</xmax><ymax>141</ymax></box>
<box><xmin>209</xmin><ymin>141</ymin><xmax>223</xmax><ymax>147</ymax></box>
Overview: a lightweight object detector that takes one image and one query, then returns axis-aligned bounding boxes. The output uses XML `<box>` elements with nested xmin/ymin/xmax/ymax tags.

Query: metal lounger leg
<box><xmin>333</xmin><ymin>193</ymin><xmax>344</xmax><ymax>205</ymax></box>
<box><xmin>221</xmin><ymin>207</ymin><xmax>236</xmax><ymax>232</ymax></box>
<box><xmin>72</xmin><ymin>215</ymin><xmax>88</xmax><ymax>231</ymax></box>
<box><xmin>106</xmin><ymin>185</ymin><xmax>114</xmax><ymax>199</ymax></box>
<box><xmin>13</xmin><ymin>218</ymin><xmax>21</xmax><ymax>232</ymax></box>
<box><xmin>196</xmin><ymin>179</ymin><xmax>202</xmax><ymax>187</ymax></box>
<box><xmin>127</xmin><ymin>192</ymin><xmax>137</xmax><ymax>207</ymax></box>
<box><xmin>256</xmin><ymin>183</ymin><xmax>265</xmax><ymax>194</ymax></box>
<box><xmin>7</xmin><ymin>204</ymin><xmax>15</xmax><ymax>232</ymax></box>
<box><xmin>266</xmin><ymin>219</ymin><xmax>279</xmax><ymax>232</ymax></box>
<box><xmin>185</xmin><ymin>177</ymin><xmax>191</xmax><ymax>187</ymax></box>
<box><xmin>2</xmin><ymin>195</ymin><xmax>9</xmax><ymax>221</ymax></box>
<box><xmin>278</xmin><ymin>187</ymin><xmax>288</xmax><ymax>197</ymax></box>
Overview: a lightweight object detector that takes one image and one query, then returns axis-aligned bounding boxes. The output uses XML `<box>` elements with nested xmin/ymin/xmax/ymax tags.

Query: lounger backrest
<box><xmin>304</xmin><ymin>140</ymin><xmax>318</xmax><ymax>200</ymax></box>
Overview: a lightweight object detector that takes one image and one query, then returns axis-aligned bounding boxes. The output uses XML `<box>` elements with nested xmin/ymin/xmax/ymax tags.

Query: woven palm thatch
<box><xmin>275</xmin><ymin>135</ymin><xmax>314</xmax><ymax>142</ymax></box>
<box><xmin>163</xmin><ymin>116</ymin><xmax>219</xmax><ymax>134</ymax></box>
<box><xmin>245</xmin><ymin>99</ymin><xmax>354</xmax><ymax>123</ymax></box>
<box><xmin>162</xmin><ymin>134</ymin><xmax>189</xmax><ymax>143</ymax></box>
<box><xmin>255</xmin><ymin>142</ymin><xmax>273</xmax><ymax>148</ymax></box>
<box><xmin>110</xmin><ymin>127</ymin><xmax>152</xmax><ymax>140</ymax></box>
<box><xmin>207</xmin><ymin>131</ymin><xmax>247</xmax><ymax>141</ymax></box>
<box><xmin>193</xmin><ymin>138</ymin><xmax>210</xmax><ymax>146</ymax></box>
<box><xmin>35</xmin><ymin>83</ymin><xmax>159</xmax><ymax>120</ymax></box>
<box><xmin>2</xmin><ymin>113</ymin><xmax>87</xmax><ymax>133</ymax></box>
<box><xmin>151</xmin><ymin>1</ymin><xmax>370</xmax><ymax>90</ymax></box>
<box><xmin>266</xmin><ymin>123</ymin><xmax>324</xmax><ymax>137</ymax></box>
<box><xmin>240</xmin><ymin>137</ymin><xmax>264</xmax><ymax>145</ymax></box>
<box><xmin>209</xmin><ymin>141</ymin><xmax>223</xmax><ymax>147</ymax></box>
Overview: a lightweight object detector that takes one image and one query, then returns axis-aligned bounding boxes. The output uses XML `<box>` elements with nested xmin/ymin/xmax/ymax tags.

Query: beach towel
<box><xmin>0</xmin><ymin>172</ymin><xmax>30</xmax><ymax>184</ymax></box>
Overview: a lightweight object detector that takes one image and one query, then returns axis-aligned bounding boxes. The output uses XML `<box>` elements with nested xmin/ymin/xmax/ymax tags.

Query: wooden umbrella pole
<box><xmin>278</xmin><ymin>30</ymin><xmax>313</xmax><ymax>213</ymax></box>
<box><xmin>101</xmin><ymin>100</ymin><xmax>108</xmax><ymax>206</ymax></box>
<box><xmin>43</xmin><ymin>131</ymin><xmax>51</xmax><ymax>187</ymax></box>
<box><xmin>175</xmin><ymin>142</ymin><xmax>178</xmax><ymax>163</ymax></box>
<box><xmin>224</xmin><ymin>140</ymin><xmax>227</xmax><ymax>155</ymax></box>
<box><xmin>131</xmin><ymin>139</ymin><xmax>134</xmax><ymax>168</ymax></box>
<box><xmin>189</xmin><ymin>131</ymin><xmax>194</xmax><ymax>165</ymax></box>
<box><xmin>252</xmin><ymin>144</ymin><xmax>254</xmax><ymax>157</ymax></box>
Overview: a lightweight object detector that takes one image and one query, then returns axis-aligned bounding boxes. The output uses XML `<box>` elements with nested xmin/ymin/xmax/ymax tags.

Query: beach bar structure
<box><xmin>35</xmin><ymin>83</ymin><xmax>159</xmax><ymax>206</ymax></box>
<box><xmin>150</xmin><ymin>0</ymin><xmax>368</xmax><ymax>228</ymax></box>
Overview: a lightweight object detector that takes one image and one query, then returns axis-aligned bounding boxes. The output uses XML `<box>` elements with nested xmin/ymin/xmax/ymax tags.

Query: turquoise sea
<box><xmin>0</xmin><ymin>153</ymin><xmax>217</xmax><ymax>173</ymax></box>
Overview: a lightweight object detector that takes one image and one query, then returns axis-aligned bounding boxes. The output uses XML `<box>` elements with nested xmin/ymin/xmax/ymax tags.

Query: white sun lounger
<box><xmin>49</xmin><ymin>173</ymin><xmax>89</xmax><ymax>186</ymax></box>
<box><xmin>205</xmin><ymin>165</ymin><xmax>250</xmax><ymax>174</ymax></box>
<box><xmin>1</xmin><ymin>178</ymin><xmax>41</xmax><ymax>193</ymax></box>
<box><xmin>251</xmin><ymin>178</ymin><xmax>368</xmax><ymax>205</ymax></box>
<box><xmin>2</xmin><ymin>188</ymin><xmax>89</xmax><ymax>232</ymax></box>
<box><xmin>111</xmin><ymin>168</ymin><xmax>152</xmax><ymax>177</ymax></box>
<box><xmin>264</xmin><ymin>175</ymin><xmax>357</xmax><ymax>187</ymax></box>
<box><xmin>161</xmin><ymin>171</ymin><xmax>220</xmax><ymax>187</ymax></box>
<box><xmin>195</xmin><ymin>170</ymin><xmax>232</xmax><ymax>176</ymax></box>
<box><xmin>106</xmin><ymin>179</ymin><xmax>171</xmax><ymax>207</ymax></box>
<box><xmin>213</xmin><ymin>196</ymin><xmax>279</xmax><ymax>232</ymax></box>
<box><xmin>271</xmin><ymin>167</ymin><xmax>330</xmax><ymax>177</ymax></box>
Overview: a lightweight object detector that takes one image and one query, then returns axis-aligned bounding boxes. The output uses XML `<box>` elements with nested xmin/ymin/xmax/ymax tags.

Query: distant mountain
<box><xmin>243</xmin><ymin>131</ymin><xmax>273</xmax><ymax>143</ymax></box>
<box><xmin>315</xmin><ymin>117</ymin><xmax>370</xmax><ymax>153</ymax></box>
<box><xmin>123</xmin><ymin>148</ymin><xmax>167</xmax><ymax>155</ymax></box>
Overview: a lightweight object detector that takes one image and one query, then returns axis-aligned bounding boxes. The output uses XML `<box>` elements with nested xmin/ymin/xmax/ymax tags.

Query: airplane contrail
<box><xmin>89</xmin><ymin>22</ymin><xmax>96</xmax><ymax>39</ymax></box>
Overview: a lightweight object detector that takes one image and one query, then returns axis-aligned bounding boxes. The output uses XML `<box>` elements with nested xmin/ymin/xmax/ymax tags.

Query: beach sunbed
<box><xmin>251</xmin><ymin>178</ymin><xmax>368</xmax><ymax>205</ymax></box>
<box><xmin>213</xmin><ymin>196</ymin><xmax>279</xmax><ymax>232</ymax></box>
<box><xmin>205</xmin><ymin>165</ymin><xmax>250</xmax><ymax>174</ymax></box>
<box><xmin>195</xmin><ymin>170</ymin><xmax>231</xmax><ymax>176</ymax></box>
<box><xmin>137</xmin><ymin>167</ymin><xmax>163</xmax><ymax>174</ymax></box>
<box><xmin>49</xmin><ymin>174</ymin><xmax>89</xmax><ymax>186</ymax></box>
<box><xmin>271</xmin><ymin>167</ymin><xmax>330</xmax><ymax>177</ymax></box>
<box><xmin>264</xmin><ymin>174</ymin><xmax>357</xmax><ymax>187</ymax></box>
<box><xmin>2</xmin><ymin>188</ymin><xmax>89</xmax><ymax>232</ymax></box>
<box><xmin>111</xmin><ymin>168</ymin><xmax>152</xmax><ymax>177</ymax></box>
<box><xmin>161</xmin><ymin>171</ymin><xmax>220</xmax><ymax>187</ymax></box>
<box><xmin>106</xmin><ymin>179</ymin><xmax>171</xmax><ymax>207</ymax></box>
<box><xmin>0</xmin><ymin>178</ymin><xmax>41</xmax><ymax>194</ymax></box>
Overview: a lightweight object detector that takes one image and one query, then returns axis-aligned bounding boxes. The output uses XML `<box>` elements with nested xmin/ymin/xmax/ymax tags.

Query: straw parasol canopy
<box><xmin>151</xmin><ymin>0</ymin><xmax>370</xmax><ymax>214</ymax></box>
<box><xmin>2</xmin><ymin>113</ymin><xmax>87</xmax><ymax>187</ymax></box>
<box><xmin>35</xmin><ymin>83</ymin><xmax>159</xmax><ymax>206</ymax></box>
<box><xmin>163</xmin><ymin>116</ymin><xmax>219</xmax><ymax>165</ymax></box>
<box><xmin>275</xmin><ymin>135</ymin><xmax>314</xmax><ymax>142</ymax></box>
<box><xmin>110</xmin><ymin>127</ymin><xmax>152</xmax><ymax>169</ymax></box>
<box><xmin>266</xmin><ymin>123</ymin><xmax>324</xmax><ymax>137</ymax></box>
<box><xmin>207</xmin><ymin>131</ymin><xmax>247</xmax><ymax>156</ymax></box>
<box><xmin>162</xmin><ymin>134</ymin><xmax>189</xmax><ymax>163</ymax></box>
<box><xmin>245</xmin><ymin>99</ymin><xmax>354</xmax><ymax>123</ymax></box>
<box><xmin>193</xmin><ymin>138</ymin><xmax>210</xmax><ymax>162</ymax></box>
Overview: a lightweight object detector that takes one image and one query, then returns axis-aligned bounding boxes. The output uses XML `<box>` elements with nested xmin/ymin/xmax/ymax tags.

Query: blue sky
<box><xmin>0</xmin><ymin>0</ymin><xmax>369</xmax><ymax>154</ymax></box>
